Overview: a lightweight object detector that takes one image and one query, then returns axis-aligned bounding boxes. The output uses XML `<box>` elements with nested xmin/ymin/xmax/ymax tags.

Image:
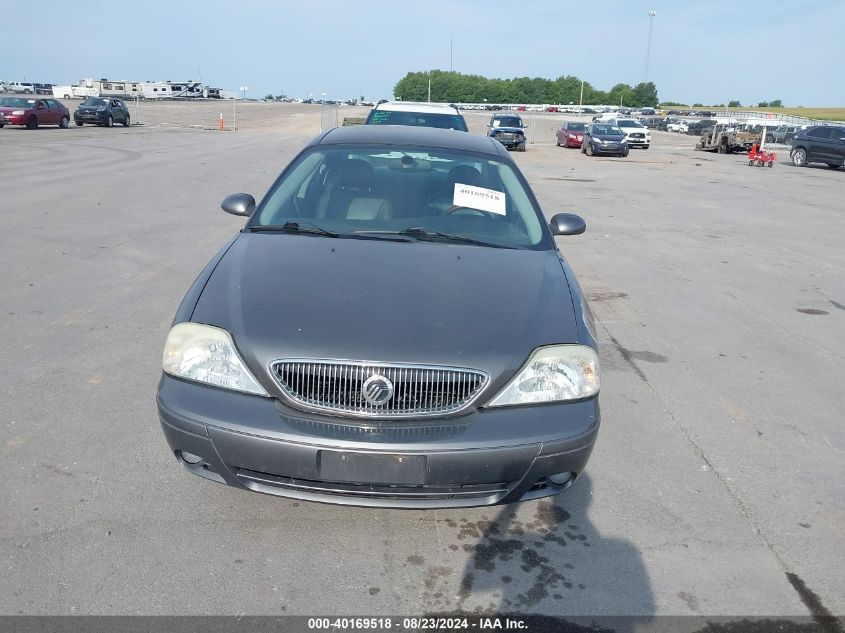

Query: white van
<box><xmin>7</xmin><ymin>81</ymin><xmax>34</xmax><ymax>94</ymax></box>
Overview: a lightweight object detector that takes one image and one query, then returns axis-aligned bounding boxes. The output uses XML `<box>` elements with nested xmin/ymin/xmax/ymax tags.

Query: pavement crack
<box><xmin>599</xmin><ymin>318</ymin><xmax>840</xmax><ymax>621</ymax></box>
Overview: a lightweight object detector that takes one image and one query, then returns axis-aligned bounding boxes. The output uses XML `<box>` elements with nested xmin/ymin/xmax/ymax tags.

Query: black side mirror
<box><xmin>549</xmin><ymin>213</ymin><xmax>586</xmax><ymax>236</ymax></box>
<box><xmin>221</xmin><ymin>193</ymin><xmax>256</xmax><ymax>217</ymax></box>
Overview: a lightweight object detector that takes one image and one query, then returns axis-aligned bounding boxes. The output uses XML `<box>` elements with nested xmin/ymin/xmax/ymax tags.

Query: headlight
<box><xmin>568</xmin><ymin>133</ymin><xmax>576</xmax><ymax>139</ymax></box>
<box><xmin>162</xmin><ymin>322</ymin><xmax>268</xmax><ymax>396</ymax></box>
<box><xmin>488</xmin><ymin>345</ymin><xmax>600</xmax><ymax>407</ymax></box>
<box><xmin>593</xmin><ymin>137</ymin><xmax>605</xmax><ymax>144</ymax></box>
<box><xmin>12</xmin><ymin>110</ymin><xmax>24</xmax><ymax>115</ymax></box>
<box><xmin>97</xmin><ymin>107</ymin><xmax>106</xmax><ymax>111</ymax></box>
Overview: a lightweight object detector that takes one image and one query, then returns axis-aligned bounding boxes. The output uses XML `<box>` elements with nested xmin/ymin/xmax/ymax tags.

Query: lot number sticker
<box><xmin>453</xmin><ymin>184</ymin><xmax>506</xmax><ymax>215</ymax></box>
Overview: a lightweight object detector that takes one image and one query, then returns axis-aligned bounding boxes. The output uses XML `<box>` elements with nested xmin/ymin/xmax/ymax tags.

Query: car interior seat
<box><xmin>315</xmin><ymin>158</ymin><xmax>393</xmax><ymax>220</ymax></box>
<box><xmin>423</xmin><ymin>165</ymin><xmax>483</xmax><ymax>216</ymax></box>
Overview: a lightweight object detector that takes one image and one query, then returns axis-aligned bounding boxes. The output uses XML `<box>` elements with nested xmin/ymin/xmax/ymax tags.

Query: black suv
<box><xmin>790</xmin><ymin>126</ymin><xmax>845</xmax><ymax>169</ymax></box>
<box><xmin>686</xmin><ymin>119</ymin><xmax>718</xmax><ymax>135</ymax></box>
<box><xmin>487</xmin><ymin>114</ymin><xmax>526</xmax><ymax>151</ymax></box>
<box><xmin>74</xmin><ymin>97</ymin><xmax>131</xmax><ymax>127</ymax></box>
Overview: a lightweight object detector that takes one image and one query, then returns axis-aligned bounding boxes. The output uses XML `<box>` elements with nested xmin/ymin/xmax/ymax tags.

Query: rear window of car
<box><xmin>366</xmin><ymin>109</ymin><xmax>468</xmax><ymax>132</ymax></box>
<box><xmin>566</xmin><ymin>123</ymin><xmax>586</xmax><ymax>131</ymax></box>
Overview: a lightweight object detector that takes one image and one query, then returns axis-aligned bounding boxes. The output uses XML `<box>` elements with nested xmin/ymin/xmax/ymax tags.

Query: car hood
<box><xmin>76</xmin><ymin>105</ymin><xmax>104</xmax><ymax>111</ymax></box>
<box><xmin>191</xmin><ymin>233</ymin><xmax>579</xmax><ymax>393</ymax></box>
<box><xmin>593</xmin><ymin>133</ymin><xmax>625</xmax><ymax>141</ymax></box>
<box><xmin>491</xmin><ymin>126</ymin><xmax>525</xmax><ymax>133</ymax></box>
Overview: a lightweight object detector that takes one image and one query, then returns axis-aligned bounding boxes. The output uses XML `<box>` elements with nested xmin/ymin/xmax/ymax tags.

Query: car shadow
<box><xmin>424</xmin><ymin>474</ymin><xmax>655</xmax><ymax>631</ymax></box>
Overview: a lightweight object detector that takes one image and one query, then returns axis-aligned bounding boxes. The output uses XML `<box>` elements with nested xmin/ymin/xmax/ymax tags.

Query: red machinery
<box><xmin>747</xmin><ymin>144</ymin><xmax>776</xmax><ymax>167</ymax></box>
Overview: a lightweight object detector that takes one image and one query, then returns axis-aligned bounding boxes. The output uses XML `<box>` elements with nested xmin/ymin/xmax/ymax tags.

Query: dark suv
<box><xmin>74</xmin><ymin>97</ymin><xmax>131</xmax><ymax>127</ymax></box>
<box><xmin>487</xmin><ymin>114</ymin><xmax>526</xmax><ymax>151</ymax></box>
<box><xmin>790</xmin><ymin>126</ymin><xmax>845</xmax><ymax>169</ymax></box>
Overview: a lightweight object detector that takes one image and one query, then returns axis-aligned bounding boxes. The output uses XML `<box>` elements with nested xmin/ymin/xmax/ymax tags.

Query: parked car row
<box><xmin>0</xmin><ymin>96</ymin><xmax>131</xmax><ymax>129</ymax></box>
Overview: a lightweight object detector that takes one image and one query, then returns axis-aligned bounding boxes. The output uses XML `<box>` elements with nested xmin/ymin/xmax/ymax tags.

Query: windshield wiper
<box><xmin>247</xmin><ymin>221</ymin><xmax>339</xmax><ymax>237</ymax></box>
<box><xmin>397</xmin><ymin>227</ymin><xmax>516</xmax><ymax>249</ymax></box>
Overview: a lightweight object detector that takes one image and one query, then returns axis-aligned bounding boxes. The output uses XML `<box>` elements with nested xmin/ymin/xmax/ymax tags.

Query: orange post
<box><xmin>219</xmin><ymin>112</ymin><xmax>224</xmax><ymax>130</ymax></box>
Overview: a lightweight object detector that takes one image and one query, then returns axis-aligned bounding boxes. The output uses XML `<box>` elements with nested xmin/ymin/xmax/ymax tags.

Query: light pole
<box><xmin>579</xmin><ymin>80</ymin><xmax>584</xmax><ymax>110</ymax></box>
<box><xmin>644</xmin><ymin>11</ymin><xmax>656</xmax><ymax>81</ymax></box>
<box><xmin>240</xmin><ymin>85</ymin><xmax>249</xmax><ymax>100</ymax></box>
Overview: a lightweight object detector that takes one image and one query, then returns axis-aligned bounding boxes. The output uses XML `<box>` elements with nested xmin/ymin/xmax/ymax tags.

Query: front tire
<box><xmin>59</xmin><ymin>116</ymin><xmax>69</xmax><ymax>129</ymax></box>
<box><xmin>123</xmin><ymin>114</ymin><xmax>130</xmax><ymax>127</ymax></box>
<box><xmin>828</xmin><ymin>164</ymin><xmax>840</xmax><ymax>169</ymax></box>
<box><xmin>105</xmin><ymin>115</ymin><xmax>113</xmax><ymax>128</ymax></box>
<box><xmin>75</xmin><ymin>121</ymin><xmax>83</xmax><ymax>126</ymax></box>
<box><xmin>585</xmin><ymin>144</ymin><xmax>594</xmax><ymax>156</ymax></box>
<box><xmin>26</xmin><ymin>115</ymin><xmax>37</xmax><ymax>129</ymax></box>
<box><xmin>791</xmin><ymin>148</ymin><xmax>807</xmax><ymax>167</ymax></box>
<box><xmin>621</xmin><ymin>148</ymin><xmax>629</xmax><ymax>158</ymax></box>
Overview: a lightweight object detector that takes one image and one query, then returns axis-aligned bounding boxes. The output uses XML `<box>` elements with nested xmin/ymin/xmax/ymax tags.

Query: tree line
<box><xmin>394</xmin><ymin>71</ymin><xmax>659</xmax><ymax>107</ymax></box>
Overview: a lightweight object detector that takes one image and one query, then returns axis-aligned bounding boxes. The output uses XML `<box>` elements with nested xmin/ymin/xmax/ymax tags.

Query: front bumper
<box><xmin>0</xmin><ymin>114</ymin><xmax>24</xmax><ymax>126</ymax></box>
<box><xmin>625</xmin><ymin>135</ymin><xmax>650</xmax><ymax>146</ymax></box>
<box><xmin>591</xmin><ymin>143</ymin><xmax>627</xmax><ymax>154</ymax></box>
<box><xmin>490</xmin><ymin>134</ymin><xmax>525</xmax><ymax>149</ymax></box>
<box><xmin>157</xmin><ymin>374</ymin><xmax>599</xmax><ymax>509</ymax></box>
<box><xmin>564</xmin><ymin>136</ymin><xmax>583</xmax><ymax>147</ymax></box>
<box><xmin>74</xmin><ymin>111</ymin><xmax>106</xmax><ymax>123</ymax></box>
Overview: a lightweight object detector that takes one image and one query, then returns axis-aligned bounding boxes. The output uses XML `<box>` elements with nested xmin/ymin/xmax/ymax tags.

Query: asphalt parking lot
<box><xmin>1</xmin><ymin>103</ymin><xmax>842</xmax><ymax>619</ymax></box>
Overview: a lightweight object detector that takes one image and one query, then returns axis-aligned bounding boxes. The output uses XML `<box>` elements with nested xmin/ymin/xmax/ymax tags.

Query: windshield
<box><xmin>0</xmin><ymin>97</ymin><xmax>33</xmax><ymax>108</ymax></box>
<box><xmin>566</xmin><ymin>123</ymin><xmax>586</xmax><ymax>132</ymax></box>
<box><xmin>493</xmin><ymin>116</ymin><xmax>523</xmax><ymax>128</ymax></box>
<box><xmin>366</xmin><ymin>110</ymin><xmax>468</xmax><ymax>131</ymax></box>
<box><xmin>252</xmin><ymin>145</ymin><xmax>548</xmax><ymax>249</ymax></box>
<box><xmin>592</xmin><ymin>125</ymin><xmax>623</xmax><ymax>135</ymax></box>
<box><xmin>82</xmin><ymin>97</ymin><xmax>110</xmax><ymax>107</ymax></box>
<box><xmin>617</xmin><ymin>119</ymin><xmax>643</xmax><ymax>128</ymax></box>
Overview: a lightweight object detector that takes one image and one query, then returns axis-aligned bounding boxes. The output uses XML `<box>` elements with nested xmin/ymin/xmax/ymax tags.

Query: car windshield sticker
<box><xmin>453</xmin><ymin>184</ymin><xmax>506</xmax><ymax>215</ymax></box>
<box><xmin>371</xmin><ymin>111</ymin><xmax>391</xmax><ymax>123</ymax></box>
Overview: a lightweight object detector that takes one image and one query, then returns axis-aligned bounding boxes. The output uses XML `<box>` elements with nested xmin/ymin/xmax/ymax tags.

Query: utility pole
<box><xmin>450</xmin><ymin>39</ymin><xmax>453</xmax><ymax>72</ymax></box>
<box><xmin>428</xmin><ymin>71</ymin><xmax>431</xmax><ymax>103</ymax></box>
<box><xmin>579</xmin><ymin>80</ymin><xmax>584</xmax><ymax>110</ymax></box>
<box><xmin>644</xmin><ymin>11</ymin><xmax>656</xmax><ymax>81</ymax></box>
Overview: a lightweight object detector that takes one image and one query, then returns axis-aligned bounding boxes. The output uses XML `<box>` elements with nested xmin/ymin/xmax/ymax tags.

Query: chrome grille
<box><xmin>271</xmin><ymin>360</ymin><xmax>488</xmax><ymax>418</ymax></box>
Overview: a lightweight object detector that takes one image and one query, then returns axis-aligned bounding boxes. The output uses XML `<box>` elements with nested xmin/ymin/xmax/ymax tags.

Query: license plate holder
<box><xmin>320</xmin><ymin>451</ymin><xmax>426</xmax><ymax>485</ymax></box>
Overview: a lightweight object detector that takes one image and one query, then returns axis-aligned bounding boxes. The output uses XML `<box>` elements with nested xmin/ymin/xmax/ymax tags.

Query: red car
<box><xmin>556</xmin><ymin>122</ymin><xmax>587</xmax><ymax>148</ymax></box>
<box><xmin>0</xmin><ymin>97</ymin><xmax>70</xmax><ymax>129</ymax></box>
<box><xmin>546</xmin><ymin>106</ymin><xmax>559</xmax><ymax>113</ymax></box>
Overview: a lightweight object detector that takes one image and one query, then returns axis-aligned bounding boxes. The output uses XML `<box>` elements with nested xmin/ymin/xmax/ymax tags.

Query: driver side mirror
<box><xmin>549</xmin><ymin>213</ymin><xmax>586</xmax><ymax>236</ymax></box>
<box><xmin>221</xmin><ymin>193</ymin><xmax>256</xmax><ymax>217</ymax></box>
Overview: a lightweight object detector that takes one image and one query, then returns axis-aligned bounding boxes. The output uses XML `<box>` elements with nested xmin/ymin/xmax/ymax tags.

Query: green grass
<box><xmin>660</xmin><ymin>105</ymin><xmax>845</xmax><ymax>121</ymax></box>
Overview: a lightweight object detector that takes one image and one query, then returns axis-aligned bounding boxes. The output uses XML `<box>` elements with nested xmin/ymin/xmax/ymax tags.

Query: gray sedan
<box><xmin>157</xmin><ymin>125</ymin><xmax>601</xmax><ymax>508</ymax></box>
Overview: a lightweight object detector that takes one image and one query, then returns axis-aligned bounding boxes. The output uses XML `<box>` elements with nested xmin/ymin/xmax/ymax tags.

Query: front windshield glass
<box><xmin>494</xmin><ymin>116</ymin><xmax>523</xmax><ymax>128</ymax></box>
<box><xmin>82</xmin><ymin>97</ymin><xmax>110</xmax><ymax>107</ymax></box>
<box><xmin>617</xmin><ymin>119</ymin><xmax>643</xmax><ymax>128</ymax></box>
<box><xmin>367</xmin><ymin>110</ymin><xmax>468</xmax><ymax>131</ymax></box>
<box><xmin>0</xmin><ymin>97</ymin><xmax>33</xmax><ymax>107</ymax></box>
<box><xmin>566</xmin><ymin>123</ymin><xmax>586</xmax><ymax>131</ymax></box>
<box><xmin>253</xmin><ymin>146</ymin><xmax>548</xmax><ymax>249</ymax></box>
<box><xmin>592</xmin><ymin>125</ymin><xmax>622</xmax><ymax>135</ymax></box>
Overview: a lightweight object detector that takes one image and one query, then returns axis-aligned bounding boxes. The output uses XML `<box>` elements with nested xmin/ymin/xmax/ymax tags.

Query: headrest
<box><xmin>448</xmin><ymin>165</ymin><xmax>482</xmax><ymax>187</ymax></box>
<box><xmin>335</xmin><ymin>159</ymin><xmax>373</xmax><ymax>190</ymax></box>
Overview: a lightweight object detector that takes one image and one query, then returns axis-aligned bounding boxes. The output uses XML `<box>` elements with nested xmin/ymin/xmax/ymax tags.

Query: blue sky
<box><xmin>1</xmin><ymin>0</ymin><xmax>843</xmax><ymax>105</ymax></box>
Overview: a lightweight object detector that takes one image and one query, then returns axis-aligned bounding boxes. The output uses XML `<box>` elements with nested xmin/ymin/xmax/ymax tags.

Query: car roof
<box><xmin>316</xmin><ymin>125</ymin><xmax>508</xmax><ymax>157</ymax></box>
<box><xmin>372</xmin><ymin>101</ymin><xmax>460</xmax><ymax>114</ymax></box>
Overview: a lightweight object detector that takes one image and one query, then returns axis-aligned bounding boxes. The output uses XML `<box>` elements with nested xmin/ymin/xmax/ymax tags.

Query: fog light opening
<box><xmin>179</xmin><ymin>450</ymin><xmax>203</xmax><ymax>465</ymax></box>
<box><xmin>549</xmin><ymin>472</ymin><xmax>574</xmax><ymax>486</ymax></box>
